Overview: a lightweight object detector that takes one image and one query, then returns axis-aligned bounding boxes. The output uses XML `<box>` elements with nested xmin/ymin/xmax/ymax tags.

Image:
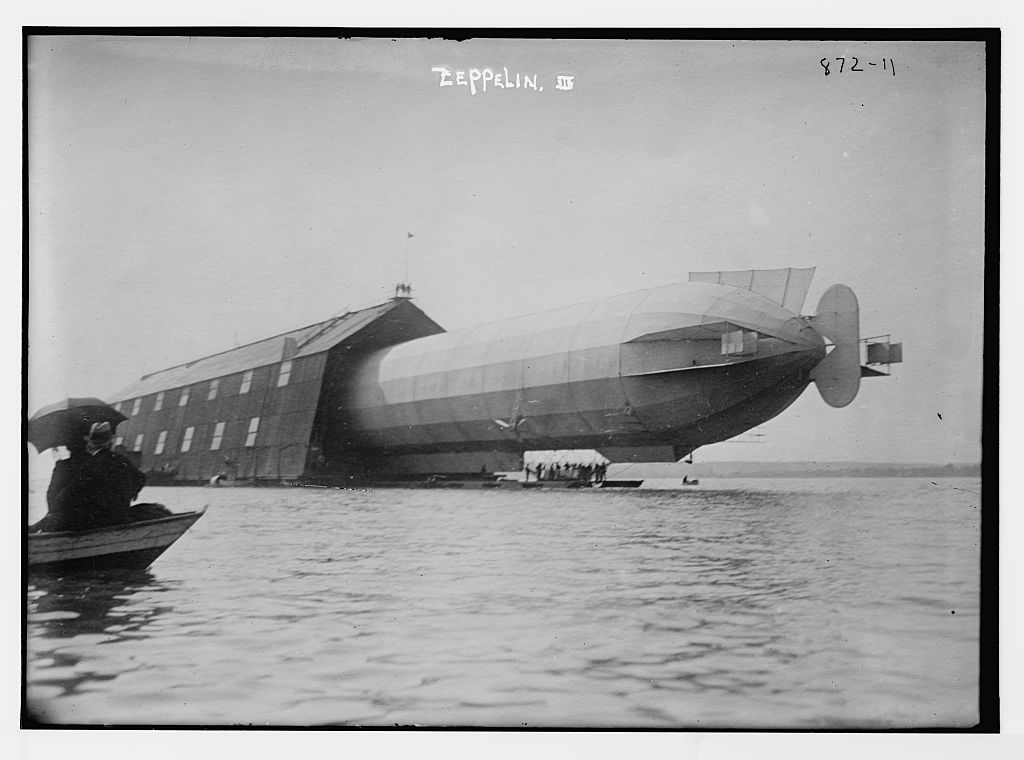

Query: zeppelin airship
<box><xmin>108</xmin><ymin>267</ymin><xmax>901</xmax><ymax>483</ymax></box>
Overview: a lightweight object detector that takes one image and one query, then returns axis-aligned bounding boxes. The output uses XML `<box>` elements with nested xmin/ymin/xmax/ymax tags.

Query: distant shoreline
<box><xmin>26</xmin><ymin>463</ymin><xmax>981</xmax><ymax>494</ymax></box>
<box><xmin>608</xmin><ymin>462</ymin><xmax>982</xmax><ymax>480</ymax></box>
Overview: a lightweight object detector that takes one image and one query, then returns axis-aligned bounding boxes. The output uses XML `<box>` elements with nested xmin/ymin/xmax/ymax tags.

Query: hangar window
<box><xmin>239</xmin><ymin>370</ymin><xmax>254</xmax><ymax>395</ymax></box>
<box><xmin>277</xmin><ymin>360</ymin><xmax>293</xmax><ymax>388</ymax></box>
<box><xmin>210</xmin><ymin>421</ymin><xmax>225</xmax><ymax>451</ymax></box>
<box><xmin>114</xmin><ymin>401</ymin><xmax>121</xmax><ymax>413</ymax></box>
<box><xmin>208</xmin><ymin>379</ymin><xmax>220</xmax><ymax>401</ymax></box>
<box><xmin>154</xmin><ymin>391</ymin><xmax>165</xmax><ymax>412</ymax></box>
<box><xmin>115</xmin><ymin>436</ymin><xmax>124</xmax><ymax>448</ymax></box>
<box><xmin>131</xmin><ymin>398</ymin><xmax>141</xmax><ymax>416</ymax></box>
<box><xmin>179</xmin><ymin>387</ymin><xmax>190</xmax><ymax>406</ymax></box>
<box><xmin>181</xmin><ymin>426</ymin><xmax>195</xmax><ymax>453</ymax></box>
<box><xmin>245</xmin><ymin>417</ymin><xmax>260</xmax><ymax>447</ymax></box>
<box><xmin>155</xmin><ymin>430</ymin><xmax>168</xmax><ymax>455</ymax></box>
<box><xmin>133</xmin><ymin>434</ymin><xmax>144</xmax><ymax>452</ymax></box>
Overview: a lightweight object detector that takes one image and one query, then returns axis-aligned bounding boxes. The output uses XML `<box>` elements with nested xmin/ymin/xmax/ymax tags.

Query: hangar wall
<box><xmin>108</xmin><ymin>299</ymin><xmax>444</xmax><ymax>483</ymax></box>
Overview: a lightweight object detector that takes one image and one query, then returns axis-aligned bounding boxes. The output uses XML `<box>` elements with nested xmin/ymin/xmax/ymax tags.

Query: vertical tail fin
<box><xmin>809</xmin><ymin>284</ymin><xmax>860</xmax><ymax>408</ymax></box>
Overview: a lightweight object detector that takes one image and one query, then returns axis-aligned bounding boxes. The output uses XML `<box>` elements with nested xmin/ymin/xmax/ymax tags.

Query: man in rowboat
<box><xmin>31</xmin><ymin>422</ymin><xmax>150</xmax><ymax>533</ymax></box>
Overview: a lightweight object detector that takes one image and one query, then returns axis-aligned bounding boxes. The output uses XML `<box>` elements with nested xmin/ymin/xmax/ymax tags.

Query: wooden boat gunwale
<box><xmin>30</xmin><ymin>507</ymin><xmax>206</xmax><ymax>539</ymax></box>
<box><xmin>28</xmin><ymin>507</ymin><xmax>206</xmax><ymax>571</ymax></box>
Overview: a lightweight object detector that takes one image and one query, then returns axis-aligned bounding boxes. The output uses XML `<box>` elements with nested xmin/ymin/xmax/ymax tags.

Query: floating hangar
<box><xmin>109</xmin><ymin>268</ymin><xmax>901</xmax><ymax>484</ymax></box>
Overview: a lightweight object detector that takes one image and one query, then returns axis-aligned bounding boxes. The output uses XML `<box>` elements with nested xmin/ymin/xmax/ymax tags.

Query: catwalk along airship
<box><xmin>107</xmin><ymin>268</ymin><xmax>901</xmax><ymax>483</ymax></box>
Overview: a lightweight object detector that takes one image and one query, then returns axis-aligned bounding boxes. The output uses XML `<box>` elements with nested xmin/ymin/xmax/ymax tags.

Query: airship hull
<box><xmin>344</xmin><ymin>280</ymin><xmax>827</xmax><ymax>472</ymax></box>
<box><xmin>349</xmin><ymin>352</ymin><xmax>819</xmax><ymax>453</ymax></box>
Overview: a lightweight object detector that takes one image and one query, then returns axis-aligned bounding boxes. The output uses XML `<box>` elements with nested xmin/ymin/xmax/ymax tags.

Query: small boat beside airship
<box><xmin>104</xmin><ymin>267</ymin><xmax>900</xmax><ymax>484</ymax></box>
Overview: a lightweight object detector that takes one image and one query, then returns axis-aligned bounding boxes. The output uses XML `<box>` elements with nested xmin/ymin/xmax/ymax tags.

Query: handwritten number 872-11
<box><xmin>820</xmin><ymin>57</ymin><xmax>896</xmax><ymax>76</ymax></box>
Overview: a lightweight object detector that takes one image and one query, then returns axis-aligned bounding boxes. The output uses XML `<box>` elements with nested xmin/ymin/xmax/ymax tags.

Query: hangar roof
<box><xmin>111</xmin><ymin>299</ymin><xmax>442</xmax><ymax>402</ymax></box>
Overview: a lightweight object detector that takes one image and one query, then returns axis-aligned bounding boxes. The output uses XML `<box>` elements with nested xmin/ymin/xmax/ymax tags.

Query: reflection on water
<box><xmin>25</xmin><ymin>478</ymin><xmax>981</xmax><ymax>728</ymax></box>
<box><xmin>29</xmin><ymin>570</ymin><xmax>173</xmax><ymax>642</ymax></box>
<box><xmin>26</xmin><ymin>570</ymin><xmax>179</xmax><ymax>722</ymax></box>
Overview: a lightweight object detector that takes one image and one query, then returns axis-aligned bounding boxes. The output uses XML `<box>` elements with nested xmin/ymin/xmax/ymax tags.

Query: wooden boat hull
<box><xmin>28</xmin><ymin>509</ymin><xmax>205</xmax><ymax>572</ymax></box>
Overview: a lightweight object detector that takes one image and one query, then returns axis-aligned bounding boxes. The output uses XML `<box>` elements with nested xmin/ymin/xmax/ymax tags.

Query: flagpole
<box><xmin>405</xmin><ymin>232</ymin><xmax>412</xmax><ymax>284</ymax></box>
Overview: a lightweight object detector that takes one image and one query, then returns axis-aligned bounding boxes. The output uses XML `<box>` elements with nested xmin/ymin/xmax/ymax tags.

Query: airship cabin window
<box><xmin>721</xmin><ymin>329</ymin><xmax>758</xmax><ymax>356</ymax></box>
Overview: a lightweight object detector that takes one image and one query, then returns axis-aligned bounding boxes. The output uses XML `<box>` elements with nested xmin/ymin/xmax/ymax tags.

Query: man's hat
<box><xmin>84</xmin><ymin>421</ymin><xmax>114</xmax><ymax>443</ymax></box>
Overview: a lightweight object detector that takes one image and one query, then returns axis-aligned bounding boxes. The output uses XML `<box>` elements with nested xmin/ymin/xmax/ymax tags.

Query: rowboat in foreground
<box><xmin>28</xmin><ymin>508</ymin><xmax>206</xmax><ymax>572</ymax></box>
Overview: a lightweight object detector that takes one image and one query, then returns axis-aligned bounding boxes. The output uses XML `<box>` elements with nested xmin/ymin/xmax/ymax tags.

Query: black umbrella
<box><xmin>27</xmin><ymin>397</ymin><xmax>127</xmax><ymax>452</ymax></box>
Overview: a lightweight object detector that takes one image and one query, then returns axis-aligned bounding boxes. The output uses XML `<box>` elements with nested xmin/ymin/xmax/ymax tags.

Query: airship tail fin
<box><xmin>809</xmin><ymin>284</ymin><xmax>861</xmax><ymax>408</ymax></box>
<box><xmin>689</xmin><ymin>267</ymin><xmax>816</xmax><ymax>313</ymax></box>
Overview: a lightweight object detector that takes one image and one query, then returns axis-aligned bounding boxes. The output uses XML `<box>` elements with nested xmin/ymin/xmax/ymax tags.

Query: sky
<box><xmin>27</xmin><ymin>35</ymin><xmax>987</xmax><ymax>467</ymax></box>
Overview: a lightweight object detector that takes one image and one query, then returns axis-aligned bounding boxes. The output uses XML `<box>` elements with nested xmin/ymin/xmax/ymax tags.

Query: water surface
<box><xmin>25</xmin><ymin>477</ymin><xmax>980</xmax><ymax>727</ymax></box>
